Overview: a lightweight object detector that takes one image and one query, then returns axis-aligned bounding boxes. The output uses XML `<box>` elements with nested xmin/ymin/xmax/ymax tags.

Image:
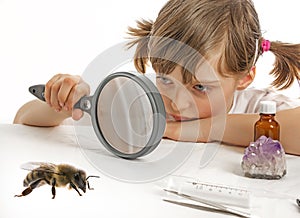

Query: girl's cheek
<box><xmin>157</xmin><ymin>85</ymin><xmax>174</xmax><ymax>100</ymax></box>
<box><xmin>195</xmin><ymin>101</ymin><xmax>213</xmax><ymax>118</ymax></box>
<box><xmin>161</xmin><ymin>96</ymin><xmax>173</xmax><ymax>109</ymax></box>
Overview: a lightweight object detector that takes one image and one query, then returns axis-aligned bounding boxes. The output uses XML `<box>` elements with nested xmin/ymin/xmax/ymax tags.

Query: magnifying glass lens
<box><xmin>29</xmin><ymin>72</ymin><xmax>165</xmax><ymax>159</ymax></box>
<box><xmin>97</xmin><ymin>77</ymin><xmax>153</xmax><ymax>155</ymax></box>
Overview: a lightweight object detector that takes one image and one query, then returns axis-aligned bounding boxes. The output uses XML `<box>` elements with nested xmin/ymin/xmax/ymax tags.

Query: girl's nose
<box><xmin>170</xmin><ymin>89</ymin><xmax>192</xmax><ymax>111</ymax></box>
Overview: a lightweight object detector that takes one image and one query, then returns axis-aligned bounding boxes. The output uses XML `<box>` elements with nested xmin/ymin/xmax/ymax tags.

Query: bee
<box><xmin>14</xmin><ymin>162</ymin><xmax>99</xmax><ymax>199</ymax></box>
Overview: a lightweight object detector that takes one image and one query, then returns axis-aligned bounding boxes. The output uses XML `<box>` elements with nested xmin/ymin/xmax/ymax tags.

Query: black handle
<box><xmin>29</xmin><ymin>85</ymin><xmax>46</xmax><ymax>101</ymax></box>
<box><xmin>29</xmin><ymin>84</ymin><xmax>92</xmax><ymax>114</ymax></box>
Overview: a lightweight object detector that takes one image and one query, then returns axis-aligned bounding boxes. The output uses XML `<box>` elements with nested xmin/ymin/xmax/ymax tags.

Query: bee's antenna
<box><xmin>86</xmin><ymin>175</ymin><xmax>100</xmax><ymax>181</ymax></box>
<box><xmin>86</xmin><ymin>175</ymin><xmax>100</xmax><ymax>190</ymax></box>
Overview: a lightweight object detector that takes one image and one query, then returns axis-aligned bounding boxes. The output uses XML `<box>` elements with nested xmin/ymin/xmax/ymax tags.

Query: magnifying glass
<box><xmin>29</xmin><ymin>71</ymin><xmax>166</xmax><ymax>159</ymax></box>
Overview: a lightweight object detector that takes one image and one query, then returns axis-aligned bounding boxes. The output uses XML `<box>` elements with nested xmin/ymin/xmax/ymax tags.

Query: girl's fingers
<box><xmin>44</xmin><ymin>73</ymin><xmax>90</xmax><ymax>121</ymax></box>
<box><xmin>57</xmin><ymin>76</ymin><xmax>80</xmax><ymax>110</ymax></box>
<box><xmin>50</xmin><ymin>80</ymin><xmax>62</xmax><ymax>111</ymax></box>
<box><xmin>45</xmin><ymin>74</ymin><xmax>62</xmax><ymax>104</ymax></box>
<box><xmin>72</xmin><ymin>109</ymin><xmax>83</xmax><ymax>120</ymax></box>
<box><xmin>44</xmin><ymin>74</ymin><xmax>82</xmax><ymax>112</ymax></box>
<box><xmin>65</xmin><ymin>79</ymin><xmax>90</xmax><ymax>110</ymax></box>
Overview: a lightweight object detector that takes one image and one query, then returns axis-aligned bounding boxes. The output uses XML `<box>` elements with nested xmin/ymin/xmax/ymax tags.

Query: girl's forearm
<box><xmin>165</xmin><ymin>107</ymin><xmax>300</xmax><ymax>155</ymax></box>
<box><xmin>223</xmin><ymin>109</ymin><xmax>300</xmax><ymax>155</ymax></box>
<box><xmin>164</xmin><ymin>114</ymin><xmax>258</xmax><ymax>146</ymax></box>
<box><xmin>13</xmin><ymin>100</ymin><xmax>71</xmax><ymax>127</ymax></box>
<box><xmin>222</xmin><ymin>113</ymin><xmax>257</xmax><ymax>147</ymax></box>
<box><xmin>276</xmin><ymin>107</ymin><xmax>300</xmax><ymax>155</ymax></box>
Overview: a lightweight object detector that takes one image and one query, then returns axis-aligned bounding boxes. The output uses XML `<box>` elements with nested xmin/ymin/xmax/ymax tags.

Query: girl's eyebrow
<box><xmin>156</xmin><ymin>73</ymin><xmax>220</xmax><ymax>84</ymax></box>
<box><xmin>195</xmin><ymin>71</ymin><xmax>221</xmax><ymax>84</ymax></box>
<box><xmin>193</xmin><ymin>78</ymin><xmax>220</xmax><ymax>84</ymax></box>
<box><xmin>197</xmin><ymin>80</ymin><xmax>220</xmax><ymax>84</ymax></box>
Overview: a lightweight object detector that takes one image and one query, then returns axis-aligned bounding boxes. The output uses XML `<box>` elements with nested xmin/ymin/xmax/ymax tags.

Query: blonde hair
<box><xmin>127</xmin><ymin>0</ymin><xmax>300</xmax><ymax>89</ymax></box>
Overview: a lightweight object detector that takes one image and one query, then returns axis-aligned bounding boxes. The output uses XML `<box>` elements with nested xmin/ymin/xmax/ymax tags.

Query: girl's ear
<box><xmin>236</xmin><ymin>66</ymin><xmax>256</xmax><ymax>90</ymax></box>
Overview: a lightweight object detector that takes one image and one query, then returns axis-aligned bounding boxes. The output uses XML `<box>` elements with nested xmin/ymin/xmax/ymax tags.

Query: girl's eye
<box><xmin>156</xmin><ymin>76</ymin><xmax>173</xmax><ymax>85</ymax></box>
<box><xmin>193</xmin><ymin>84</ymin><xmax>208</xmax><ymax>93</ymax></box>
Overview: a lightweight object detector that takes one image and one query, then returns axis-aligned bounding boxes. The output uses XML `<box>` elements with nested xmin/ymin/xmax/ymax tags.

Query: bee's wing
<box><xmin>20</xmin><ymin>162</ymin><xmax>57</xmax><ymax>173</ymax></box>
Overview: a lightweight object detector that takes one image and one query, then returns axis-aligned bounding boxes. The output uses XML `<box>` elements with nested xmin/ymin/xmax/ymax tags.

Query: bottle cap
<box><xmin>259</xmin><ymin>101</ymin><xmax>276</xmax><ymax>114</ymax></box>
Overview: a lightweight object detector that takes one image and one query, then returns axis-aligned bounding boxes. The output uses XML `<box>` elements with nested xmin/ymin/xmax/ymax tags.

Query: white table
<box><xmin>1</xmin><ymin>124</ymin><xmax>299</xmax><ymax>218</ymax></box>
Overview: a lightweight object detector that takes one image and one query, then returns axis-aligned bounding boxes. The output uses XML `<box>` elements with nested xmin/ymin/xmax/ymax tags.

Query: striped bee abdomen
<box><xmin>23</xmin><ymin>170</ymin><xmax>47</xmax><ymax>187</ymax></box>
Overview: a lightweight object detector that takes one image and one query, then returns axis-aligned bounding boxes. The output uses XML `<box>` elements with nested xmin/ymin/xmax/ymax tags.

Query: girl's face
<box><xmin>156</xmin><ymin>62</ymin><xmax>242</xmax><ymax>122</ymax></box>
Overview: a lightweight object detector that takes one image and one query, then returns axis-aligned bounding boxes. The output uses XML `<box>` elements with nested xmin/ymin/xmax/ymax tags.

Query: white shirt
<box><xmin>228</xmin><ymin>87</ymin><xmax>300</xmax><ymax>114</ymax></box>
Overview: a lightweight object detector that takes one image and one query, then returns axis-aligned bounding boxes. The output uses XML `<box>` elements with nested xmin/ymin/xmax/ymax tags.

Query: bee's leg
<box><xmin>70</xmin><ymin>182</ymin><xmax>82</xmax><ymax>196</ymax></box>
<box><xmin>14</xmin><ymin>179</ymin><xmax>43</xmax><ymax>197</ymax></box>
<box><xmin>51</xmin><ymin>178</ymin><xmax>56</xmax><ymax>199</ymax></box>
<box><xmin>87</xmin><ymin>181</ymin><xmax>94</xmax><ymax>190</ymax></box>
<box><xmin>14</xmin><ymin>187</ymin><xmax>32</xmax><ymax>197</ymax></box>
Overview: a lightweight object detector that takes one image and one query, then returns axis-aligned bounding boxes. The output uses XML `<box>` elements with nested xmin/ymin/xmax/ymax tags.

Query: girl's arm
<box><xmin>13</xmin><ymin>74</ymin><xmax>90</xmax><ymax>127</ymax></box>
<box><xmin>164</xmin><ymin>107</ymin><xmax>300</xmax><ymax>155</ymax></box>
<box><xmin>13</xmin><ymin>100</ymin><xmax>71</xmax><ymax>127</ymax></box>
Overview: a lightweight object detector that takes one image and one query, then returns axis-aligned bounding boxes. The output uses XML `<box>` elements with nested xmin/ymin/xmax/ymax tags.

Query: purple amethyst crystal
<box><xmin>241</xmin><ymin>136</ymin><xmax>287</xmax><ymax>179</ymax></box>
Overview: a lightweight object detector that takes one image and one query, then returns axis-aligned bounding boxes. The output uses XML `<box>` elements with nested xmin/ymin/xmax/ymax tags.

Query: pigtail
<box><xmin>267</xmin><ymin>41</ymin><xmax>300</xmax><ymax>89</ymax></box>
<box><xmin>127</xmin><ymin>19</ymin><xmax>153</xmax><ymax>74</ymax></box>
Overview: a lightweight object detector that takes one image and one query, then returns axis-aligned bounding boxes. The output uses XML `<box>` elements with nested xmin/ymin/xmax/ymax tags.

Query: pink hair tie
<box><xmin>261</xmin><ymin>39</ymin><xmax>271</xmax><ymax>53</ymax></box>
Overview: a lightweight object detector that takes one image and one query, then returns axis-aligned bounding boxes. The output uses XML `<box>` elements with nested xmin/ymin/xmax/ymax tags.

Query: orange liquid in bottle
<box><xmin>254</xmin><ymin>101</ymin><xmax>280</xmax><ymax>141</ymax></box>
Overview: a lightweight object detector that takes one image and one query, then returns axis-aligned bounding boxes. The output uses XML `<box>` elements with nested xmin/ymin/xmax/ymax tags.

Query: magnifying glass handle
<box><xmin>29</xmin><ymin>85</ymin><xmax>46</xmax><ymax>101</ymax></box>
<box><xmin>73</xmin><ymin>96</ymin><xmax>92</xmax><ymax>113</ymax></box>
<box><xmin>29</xmin><ymin>84</ymin><xmax>92</xmax><ymax>114</ymax></box>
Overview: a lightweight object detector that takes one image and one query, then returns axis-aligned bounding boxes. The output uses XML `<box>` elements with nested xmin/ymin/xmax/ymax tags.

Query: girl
<box><xmin>14</xmin><ymin>0</ymin><xmax>300</xmax><ymax>155</ymax></box>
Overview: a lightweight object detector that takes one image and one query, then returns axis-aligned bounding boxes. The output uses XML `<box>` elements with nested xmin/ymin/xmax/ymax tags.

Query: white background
<box><xmin>0</xmin><ymin>0</ymin><xmax>299</xmax><ymax>123</ymax></box>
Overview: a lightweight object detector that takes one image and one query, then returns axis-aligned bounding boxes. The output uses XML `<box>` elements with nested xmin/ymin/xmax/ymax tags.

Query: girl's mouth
<box><xmin>166</xmin><ymin>113</ymin><xmax>198</xmax><ymax>122</ymax></box>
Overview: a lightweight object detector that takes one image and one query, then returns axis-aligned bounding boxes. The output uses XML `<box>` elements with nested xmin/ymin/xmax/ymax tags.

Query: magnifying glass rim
<box><xmin>90</xmin><ymin>71</ymin><xmax>166</xmax><ymax>159</ymax></box>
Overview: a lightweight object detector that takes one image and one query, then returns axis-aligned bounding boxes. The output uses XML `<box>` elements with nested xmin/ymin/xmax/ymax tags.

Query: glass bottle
<box><xmin>254</xmin><ymin>101</ymin><xmax>280</xmax><ymax>141</ymax></box>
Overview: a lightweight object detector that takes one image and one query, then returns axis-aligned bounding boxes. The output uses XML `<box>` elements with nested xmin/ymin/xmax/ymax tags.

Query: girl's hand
<box><xmin>44</xmin><ymin>73</ymin><xmax>90</xmax><ymax>120</ymax></box>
